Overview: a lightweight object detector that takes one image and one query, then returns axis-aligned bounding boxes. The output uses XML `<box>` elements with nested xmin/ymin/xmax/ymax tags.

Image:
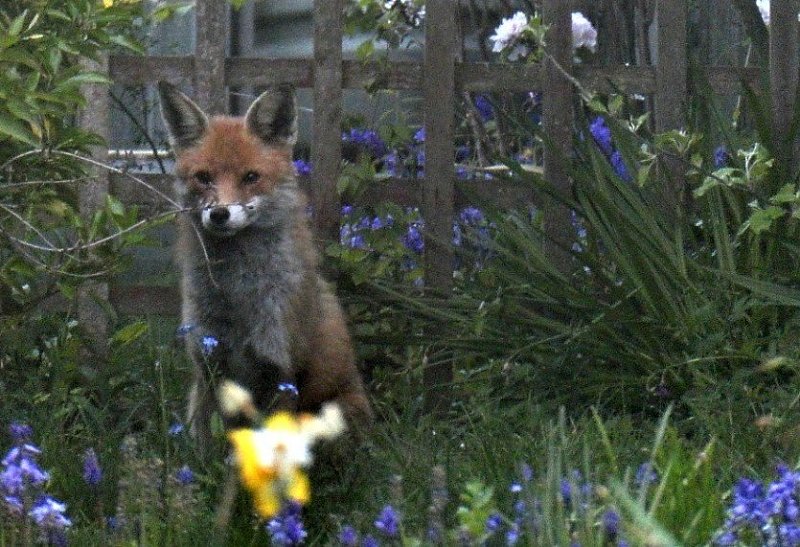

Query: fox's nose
<box><xmin>209</xmin><ymin>207</ymin><xmax>230</xmax><ymax>225</ymax></box>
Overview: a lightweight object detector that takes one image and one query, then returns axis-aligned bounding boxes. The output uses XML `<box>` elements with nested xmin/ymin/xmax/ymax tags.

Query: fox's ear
<box><xmin>244</xmin><ymin>84</ymin><xmax>297</xmax><ymax>147</ymax></box>
<box><xmin>157</xmin><ymin>81</ymin><xmax>209</xmax><ymax>150</ymax></box>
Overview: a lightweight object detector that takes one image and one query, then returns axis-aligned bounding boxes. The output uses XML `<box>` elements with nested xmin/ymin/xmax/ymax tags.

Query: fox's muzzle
<box><xmin>201</xmin><ymin>202</ymin><xmax>256</xmax><ymax>235</ymax></box>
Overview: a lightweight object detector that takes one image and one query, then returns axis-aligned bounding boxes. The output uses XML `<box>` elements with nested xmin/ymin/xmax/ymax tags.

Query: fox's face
<box><xmin>158</xmin><ymin>82</ymin><xmax>298</xmax><ymax>236</ymax></box>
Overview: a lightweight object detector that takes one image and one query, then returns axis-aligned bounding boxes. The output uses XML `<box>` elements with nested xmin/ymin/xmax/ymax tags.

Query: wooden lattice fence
<box><xmin>80</xmin><ymin>0</ymin><xmax>797</xmax><ymax>314</ymax></box>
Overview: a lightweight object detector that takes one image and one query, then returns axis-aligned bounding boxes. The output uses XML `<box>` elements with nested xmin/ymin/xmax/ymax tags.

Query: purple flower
<box><xmin>200</xmin><ymin>335</ymin><xmax>219</xmax><ymax>357</ymax></box>
<box><xmin>9</xmin><ymin>422</ymin><xmax>33</xmax><ymax>442</ymax></box>
<box><xmin>459</xmin><ymin>206</ymin><xmax>484</xmax><ymax>226</ymax></box>
<box><xmin>1</xmin><ymin>450</ymin><xmax>50</xmax><ymax>496</ymax></box>
<box><xmin>402</xmin><ymin>224</ymin><xmax>424</xmax><ymax>254</ymax></box>
<box><xmin>413</xmin><ymin>127</ymin><xmax>425</xmax><ymax>143</ymax></box>
<box><xmin>485</xmin><ymin>513</ymin><xmax>503</xmax><ymax>532</ymax></box>
<box><xmin>713</xmin><ymin>146</ymin><xmax>731</xmax><ymax>168</ymax></box>
<box><xmin>521</xmin><ymin>463</ymin><xmax>533</xmax><ymax>482</ymax></box>
<box><xmin>278</xmin><ymin>382</ymin><xmax>299</xmax><ymax>397</ymax></box>
<box><xmin>383</xmin><ymin>151</ymin><xmax>400</xmax><ymax>177</ymax></box>
<box><xmin>362</xmin><ymin>535</ymin><xmax>380</xmax><ymax>547</ymax></box>
<box><xmin>348</xmin><ymin>234</ymin><xmax>368</xmax><ymax>250</ymax></box>
<box><xmin>28</xmin><ymin>496</ymin><xmax>72</xmax><ymax>531</ymax></box>
<box><xmin>370</xmin><ymin>216</ymin><xmax>384</xmax><ymax>231</ymax></box>
<box><xmin>635</xmin><ymin>462</ymin><xmax>659</xmax><ymax>488</ymax></box>
<box><xmin>374</xmin><ymin>505</ymin><xmax>400</xmax><ymax>538</ymax></box>
<box><xmin>341</xmin><ymin>204</ymin><xmax>354</xmax><ymax>216</ymax></box>
<box><xmin>610</xmin><ymin>150</ymin><xmax>633</xmax><ymax>182</ymax></box>
<box><xmin>474</xmin><ymin>95</ymin><xmax>494</xmax><ymax>121</ymax></box>
<box><xmin>342</xmin><ymin>128</ymin><xmax>387</xmax><ymax>159</ymax></box>
<box><xmin>509</xmin><ymin>482</ymin><xmax>522</xmax><ymax>494</ymax></box>
<box><xmin>175</xmin><ymin>464</ymin><xmax>194</xmax><ymax>485</ymax></box>
<box><xmin>293</xmin><ymin>159</ymin><xmax>312</xmax><ymax>177</ymax></box>
<box><xmin>338</xmin><ymin>525</ymin><xmax>358</xmax><ymax>546</ymax></box>
<box><xmin>590</xmin><ymin>117</ymin><xmax>613</xmax><ymax>156</ymax></box>
<box><xmin>506</xmin><ymin>523</ymin><xmax>521</xmax><ymax>545</ymax></box>
<box><xmin>168</xmin><ymin>423</ymin><xmax>185</xmax><ymax>436</ymax></box>
<box><xmin>603</xmin><ymin>509</ymin><xmax>620</xmax><ymax>539</ymax></box>
<box><xmin>82</xmin><ymin>448</ymin><xmax>102</xmax><ymax>487</ymax></box>
<box><xmin>266</xmin><ymin>502</ymin><xmax>307</xmax><ymax>545</ymax></box>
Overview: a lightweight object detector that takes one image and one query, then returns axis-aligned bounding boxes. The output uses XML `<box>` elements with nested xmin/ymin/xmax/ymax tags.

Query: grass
<box><xmin>4</xmin><ymin>313</ymin><xmax>800</xmax><ymax>546</ymax></box>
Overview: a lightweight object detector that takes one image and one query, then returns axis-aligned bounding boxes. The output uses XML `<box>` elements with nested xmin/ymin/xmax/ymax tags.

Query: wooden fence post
<box><xmin>77</xmin><ymin>54</ymin><xmax>110</xmax><ymax>361</ymax></box>
<box><xmin>541</xmin><ymin>0</ymin><xmax>574</xmax><ymax>275</ymax></box>
<box><xmin>194</xmin><ymin>0</ymin><xmax>228</xmax><ymax>114</ymax></box>
<box><xmin>422</xmin><ymin>0</ymin><xmax>457</xmax><ymax>411</ymax></box>
<box><xmin>769</xmin><ymin>0</ymin><xmax>799</xmax><ymax>179</ymax></box>
<box><xmin>653</xmin><ymin>0</ymin><xmax>687</xmax><ymax>224</ymax></box>
<box><xmin>312</xmin><ymin>0</ymin><xmax>343</xmax><ymax>241</ymax></box>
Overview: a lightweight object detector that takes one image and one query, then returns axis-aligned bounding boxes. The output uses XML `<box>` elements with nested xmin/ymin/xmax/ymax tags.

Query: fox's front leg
<box><xmin>238</xmin><ymin>310</ymin><xmax>298</xmax><ymax>415</ymax></box>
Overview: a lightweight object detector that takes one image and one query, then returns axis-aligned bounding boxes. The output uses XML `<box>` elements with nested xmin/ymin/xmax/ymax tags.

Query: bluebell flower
<box><xmin>83</xmin><ymin>448</ymin><xmax>102</xmax><ymax>487</ymax></box>
<box><xmin>28</xmin><ymin>496</ymin><xmax>72</xmax><ymax>532</ymax></box>
<box><xmin>509</xmin><ymin>481</ymin><xmax>522</xmax><ymax>494</ymax></box>
<box><xmin>338</xmin><ymin>525</ymin><xmax>358</xmax><ymax>546</ymax></box>
<box><xmin>412</xmin><ymin>276</ymin><xmax>425</xmax><ymax>288</ymax></box>
<box><xmin>293</xmin><ymin>159</ymin><xmax>312</xmax><ymax>177</ymax></box>
<box><xmin>713</xmin><ymin>146</ymin><xmax>731</xmax><ymax>168</ymax></box>
<box><xmin>341</xmin><ymin>204</ymin><xmax>354</xmax><ymax>216</ymax></box>
<box><xmin>459</xmin><ymin>206</ymin><xmax>484</xmax><ymax>226</ymax></box>
<box><xmin>590</xmin><ymin>117</ymin><xmax>613</xmax><ymax>156</ymax></box>
<box><xmin>1</xmin><ymin>449</ymin><xmax>50</xmax><ymax>496</ymax></box>
<box><xmin>485</xmin><ymin>512</ymin><xmax>503</xmax><ymax>532</ymax></box>
<box><xmin>356</xmin><ymin>216</ymin><xmax>371</xmax><ymax>231</ymax></box>
<box><xmin>505</xmin><ymin>522</ymin><xmax>521</xmax><ymax>545</ymax></box>
<box><xmin>278</xmin><ymin>382</ymin><xmax>299</xmax><ymax>397</ymax></box>
<box><xmin>521</xmin><ymin>463</ymin><xmax>533</xmax><ymax>482</ymax></box>
<box><xmin>610</xmin><ymin>150</ymin><xmax>633</xmax><ymax>182</ymax></box>
<box><xmin>201</xmin><ymin>335</ymin><xmax>219</xmax><ymax>357</ymax></box>
<box><xmin>413</xmin><ymin>127</ymin><xmax>425</xmax><ymax>143</ymax></box>
<box><xmin>342</xmin><ymin>128</ymin><xmax>387</xmax><ymax>159</ymax></box>
<box><xmin>603</xmin><ymin>509</ymin><xmax>620</xmax><ymax>539</ymax></box>
<box><xmin>175</xmin><ymin>464</ymin><xmax>194</xmax><ymax>485</ymax></box>
<box><xmin>266</xmin><ymin>502</ymin><xmax>307</xmax><ymax>545</ymax></box>
<box><xmin>402</xmin><ymin>224</ymin><xmax>424</xmax><ymax>254</ymax></box>
<box><xmin>370</xmin><ymin>216</ymin><xmax>384</xmax><ymax>231</ymax></box>
<box><xmin>374</xmin><ymin>504</ymin><xmax>400</xmax><ymax>538</ymax></box>
<box><xmin>348</xmin><ymin>234</ymin><xmax>367</xmax><ymax>250</ymax></box>
<box><xmin>635</xmin><ymin>462</ymin><xmax>659</xmax><ymax>488</ymax></box>
<box><xmin>9</xmin><ymin>422</ymin><xmax>33</xmax><ymax>442</ymax></box>
<box><xmin>475</xmin><ymin>95</ymin><xmax>494</xmax><ymax>121</ymax></box>
<box><xmin>383</xmin><ymin>151</ymin><xmax>400</xmax><ymax>177</ymax></box>
<box><xmin>362</xmin><ymin>535</ymin><xmax>380</xmax><ymax>547</ymax></box>
<box><xmin>455</xmin><ymin>165</ymin><xmax>470</xmax><ymax>180</ymax></box>
<box><xmin>560</xmin><ymin>478</ymin><xmax>573</xmax><ymax>508</ymax></box>
<box><xmin>168</xmin><ymin>423</ymin><xmax>185</xmax><ymax>436</ymax></box>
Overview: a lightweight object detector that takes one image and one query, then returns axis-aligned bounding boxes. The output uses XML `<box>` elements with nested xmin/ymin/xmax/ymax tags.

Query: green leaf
<box><xmin>110</xmin><ymin>320</ymin><xmax>149</xmax><ymax>346</ymax></box>
<box><xmin>52</xmin><ymin>72</ymin><xmax>111</xmax><ymax>93</ymax></box>
<box><xmin>0</xmin><ymin>112</ymin><xmax>37</xmax><ymax>145</ymax></box>
<box><xmin>745</xmin><ymin>206</ymin><xmax>783</xmax><ymax>234</ymax></box>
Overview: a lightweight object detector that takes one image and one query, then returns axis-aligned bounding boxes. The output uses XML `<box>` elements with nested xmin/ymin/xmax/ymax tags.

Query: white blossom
<box><xmin>572</xmin><ymin>12</ymin><xmax>597</xmax><ymax>53</ymax></box>
<box><xmin>756</xmin><ymin>0</ymin><xmax>770</xmax><ymax>26</ymax></box>
<box><xmin>490</xmin><ymin>11</ymin><xmax>529</xmax><ymax>53</ymax></box>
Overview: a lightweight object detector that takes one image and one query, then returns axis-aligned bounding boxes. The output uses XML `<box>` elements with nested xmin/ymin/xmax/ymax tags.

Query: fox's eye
<box><xmin>194</xmin><ymin>171</ymin><xmax>213</xmax><ymax>186</ymax></box>
<box><xmin>242</xmin><ymin>171</ymin><xmax>260</xmax><ymax>185</ymax></box>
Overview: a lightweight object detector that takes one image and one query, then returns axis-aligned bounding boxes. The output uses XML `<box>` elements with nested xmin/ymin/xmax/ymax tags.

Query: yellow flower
<box><xmin>227</xmin><ymin>403</ymin><xmax>346</xmax><ymax>518</ymax></box>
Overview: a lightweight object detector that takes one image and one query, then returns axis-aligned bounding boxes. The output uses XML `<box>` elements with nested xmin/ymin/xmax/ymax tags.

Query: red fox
<box><xmin>157</xmin><ymin>82</ymin><xmax>372</xmax><ymax>447</ymax></box>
